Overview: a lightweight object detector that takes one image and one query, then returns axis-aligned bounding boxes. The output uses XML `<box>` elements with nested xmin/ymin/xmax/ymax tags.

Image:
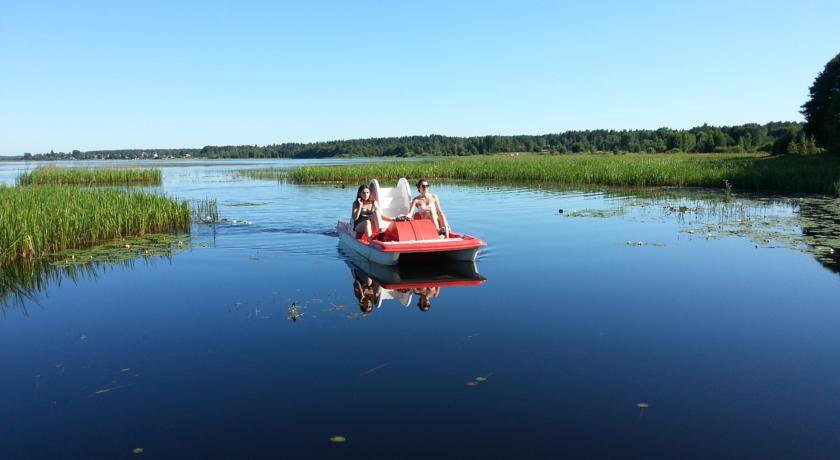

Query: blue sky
<box><xmin>1</xmin><ymin>0</ymin><xmax>838</xmax><ymax>155</ymax></box>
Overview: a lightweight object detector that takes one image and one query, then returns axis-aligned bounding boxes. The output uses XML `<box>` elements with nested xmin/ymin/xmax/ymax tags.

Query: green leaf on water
<box><xmin>132</xmin><ymin>447</ymin><xmax>144</xmax><ymax>454</ymax></box>
<box><xmin>475</xmin><ymin>377</ymin><xmax>487</xmax><ymax>382</ymax></box>
<box><xmin>329</xmin><ymin>435</ymin><xmax>347</xmax><ymax>443</ymax></box>
<box><xmin>636</xmin><ymin>402</ymin><xmax>649</xmax><ymax>409</ymax></box>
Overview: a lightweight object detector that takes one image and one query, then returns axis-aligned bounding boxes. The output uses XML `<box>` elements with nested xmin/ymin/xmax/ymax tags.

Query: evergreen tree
<box><xmin>802</xmin><ymin>51</ymin><xmax>840</xmax><ymax>153</ymax></box>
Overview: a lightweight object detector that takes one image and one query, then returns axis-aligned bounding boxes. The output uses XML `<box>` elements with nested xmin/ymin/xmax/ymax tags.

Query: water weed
<box><xmin>191</xmin><ymin>198</ymin><xmax>219</xmax><ymax>223</ymax></box>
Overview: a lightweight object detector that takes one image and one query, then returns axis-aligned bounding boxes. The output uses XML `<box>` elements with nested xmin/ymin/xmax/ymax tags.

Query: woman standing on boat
<box><xmin>352</xmin><ymin>185</ymin><xmax>381</xmax><ymax>239</ymax></box>
<box><xmin>409</xmin><ymin>179</ymin><xmax>450</xmax><ymax>238</ymax></box>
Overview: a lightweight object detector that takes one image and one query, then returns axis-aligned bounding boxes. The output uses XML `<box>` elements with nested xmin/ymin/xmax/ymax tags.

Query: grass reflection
<box><xmin>1</xmin><ymin>234</ymin><xmax>193</xmax><ymax>313</ymax></box>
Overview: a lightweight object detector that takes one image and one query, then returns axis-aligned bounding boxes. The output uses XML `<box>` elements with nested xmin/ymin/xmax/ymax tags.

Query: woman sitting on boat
<box><xmin>408</xmin><ymin>179</ymin><xmax>450</xmax><ymax>238</ymax></box>
<box><xmin>352</xmin><ymin>185</ymin><xmax>385</xmax><ymax>239</ymax></box>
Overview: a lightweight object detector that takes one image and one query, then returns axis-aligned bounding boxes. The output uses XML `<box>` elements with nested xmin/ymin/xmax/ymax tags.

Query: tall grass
<box><xmin>237</xmin><ymin>168</ymin><xmax>286</xmax><ymax>181</ymax></box>
<box><xmin>17</xmin><ymin>166</ymin><xmax>162</xmax><ymax>186</ymax></box>
<box><xmin>0</xmin><ymin>185</ymin><xmax>191</xmax><ymax>267</ymax></box>
<box><xmin>268</xmin><ymin>153</ymin><xmax>840</xmax><ymax>196</ymax></box>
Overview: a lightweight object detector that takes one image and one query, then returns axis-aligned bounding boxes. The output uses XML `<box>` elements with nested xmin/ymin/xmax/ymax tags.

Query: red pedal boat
<box><xmin>337</xmin><ymin>178</ymin><xmax>487</xmax><ymax>266</ymax></box>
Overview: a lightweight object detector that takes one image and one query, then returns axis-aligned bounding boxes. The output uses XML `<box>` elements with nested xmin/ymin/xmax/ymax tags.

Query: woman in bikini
<box><xmin>352</xmin><ymin>185</ymin><xmax>384</xmax><ymax>239</ymax></box>
<box><xmin>407</xmin><ymin>179</ymin><xmax>450</xmax><ymax>238</ymax></box>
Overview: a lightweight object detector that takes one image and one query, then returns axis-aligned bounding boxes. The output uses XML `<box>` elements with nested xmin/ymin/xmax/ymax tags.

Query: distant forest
<box><xmin>17</xmin><ymin>122</ymin><xmax>812</xmax><ymax>160</ymax></box>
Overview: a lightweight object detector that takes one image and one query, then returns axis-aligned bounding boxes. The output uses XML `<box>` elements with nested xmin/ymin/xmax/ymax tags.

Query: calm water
<box><xmin>2</xmin><ymin>160</ymin><xmax>840</xmax><ymax>458</ymax></box>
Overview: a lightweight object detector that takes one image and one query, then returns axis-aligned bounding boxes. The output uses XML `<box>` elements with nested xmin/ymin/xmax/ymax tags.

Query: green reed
<box><xmin>236</xmin><ymin>168</ymin><xmax>286</xmax><ymax>181</ymax></box>
<box><xmin>17</xmin><ymin>166</ymin><xmax>162</xmax><ymax>186</ymax></box>
<box><xmin>191</xmin><ymin>198</ymin><xmax>219</xmax><ymax>223</ymax></box>
<box><xmin>0</xmin><ymin>185</ymin><xmax>191</xmax><ymax>267</ymax></box>
<box><xmin>267</xmin><ymin>153</ymin><xmax>840</xmax><ymax>196</ymax></box>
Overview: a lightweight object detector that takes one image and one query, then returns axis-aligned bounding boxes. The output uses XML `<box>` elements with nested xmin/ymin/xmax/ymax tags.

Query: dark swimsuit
<box><xmin>354</xmin><ymin>203</ymin><xmax>375</xmax><ymax>228</ymax></box>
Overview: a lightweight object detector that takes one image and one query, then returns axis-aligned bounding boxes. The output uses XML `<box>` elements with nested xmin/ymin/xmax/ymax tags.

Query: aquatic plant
<box><xmin>227</xmin><ymin>202</ymin><xmax>268</xmax><ymax>207</ymax></box>
<box><xmin>17</xmin><ymin>166</ymin><xmax>162</xmax><ymax>186</ymax></box>
<box><xmin>191</xmin><ymin>198</ymin><xmax>219</xmax><ymax>223</ymax></box>
<box><xmin>253</xmin><ymin>153</ymin><xmax>840</xmax><ymax>196</ymax></box>
<box><xmin>236</xmin><ymin>168</ymin><xmax>286</xmax><ymax>181</ymax></box>
<box><xmin>0</xmin><ymin>185</ymin><xmax>191</xmax><ymax>267</ymax></box>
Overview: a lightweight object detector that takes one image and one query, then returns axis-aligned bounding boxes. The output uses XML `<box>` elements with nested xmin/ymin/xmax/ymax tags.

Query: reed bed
<box><xmin>0</xmin><ymin>185</ymin><xmax>191</xmax><ymax>267</ymax></box>
<box><xmin>237</xmin><ymin>168</ymin><xmax>287</xmax><ymax>181</ymax></box>
<box><xmin>269</xmin><ymin>153</ymin><xmax>840</xmax><ymax>196</ymax></box>
<box><xmin>17</xmin><ymin>166</ymin><xmax>162</xmax><ymax>186</ymax></box>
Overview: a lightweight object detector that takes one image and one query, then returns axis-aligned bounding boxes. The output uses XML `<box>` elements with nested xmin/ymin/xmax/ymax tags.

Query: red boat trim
<box><xmin>379</xmin><ymin>279</ymin><xmax>486</xmax><ymax>289</ymax></box>
<box><xmin>371</xmin><ymin>237</ymin><xmax>486</xmax><ymax>253</ymax></box>
<box><xmin>338</xmin><ymin>221</ymin><xmax>487</xmax><ymax>254</ymax></box>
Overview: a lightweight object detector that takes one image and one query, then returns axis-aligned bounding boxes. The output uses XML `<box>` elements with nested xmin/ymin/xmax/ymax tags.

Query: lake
<box><xmin>2</xmin><ymin>159</ymin><xmax>840</xmax><ymax>458</ymax></box>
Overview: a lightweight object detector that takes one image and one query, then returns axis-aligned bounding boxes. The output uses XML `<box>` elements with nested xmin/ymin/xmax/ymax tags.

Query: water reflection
<box><xmin>798</xmin><ymin>197</ymin><xmax>840</xmax><ymax>272</ymax></box>
<box><xmin>344</xmin><ymin>250</ymin><xmax>486</xmax><ymax>315</ymax></box>
<box><xmin>1</xmin><ymin>260</ymin><xmax>101</xmax><ymax>313</ymax></box>
<box><xmin>1</xmin><ymin>245</ymin><xmax>183</xmax><ymax>313</ymax></box>
<box><xmin>596</xmin><ymin>187</ymin><xmax>839</xmax><ymax>274</ymax></box>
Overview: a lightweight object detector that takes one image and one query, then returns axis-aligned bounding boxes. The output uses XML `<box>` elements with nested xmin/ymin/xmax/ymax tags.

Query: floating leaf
<box><xmin>636</xmin><ymin>402</ymin><xmax>649</xmax><ymax>409</ymax></box>
<box><xmin>475</xmin><ymin>377</ymin><xmax>487</xmax><ymax>382</ymax></box>
<box><xmin>228</xmin><ymin>202</ymin><xmax>268</xmax><ymax>207</ymax></box>
<box><xmin>329</xmin><ymin>436</ymin><xmax>347</xmax><ymax>443</ymax></box>
<box><xmin>132</xmin><ymin>447</ymin><xmax>144</xmax><ymax>454</ymax></box>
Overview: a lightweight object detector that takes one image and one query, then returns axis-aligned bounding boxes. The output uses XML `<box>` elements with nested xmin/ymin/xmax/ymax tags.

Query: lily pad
<box><xmin>636</xmin><ymin>402</ymin><xmax>650</xmax><ymax>409</ymax></box>
<box><xmin>564</xmin><ymin>208</ymin><xmax>625</xmax><ymax>218</ymax></box>
<box><xmin>329</xmin><ymin>436</ymin><xmax>347</xmax><ymax>443</ymax></box>
<box><xmin>228</xmin><ymin>202</ymin><xmax>268</xmax><ymax>207</ymax></box>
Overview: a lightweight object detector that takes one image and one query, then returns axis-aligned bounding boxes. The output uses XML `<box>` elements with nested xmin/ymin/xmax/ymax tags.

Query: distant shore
<box><xmin>1</xmin><ymin>122</ymin><xmax>808</xmax><ymax>160</ymax></box>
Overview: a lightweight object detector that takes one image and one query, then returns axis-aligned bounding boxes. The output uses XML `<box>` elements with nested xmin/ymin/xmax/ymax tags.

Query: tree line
<box><xmin>16</xmin><ymin>121</ymin><xmax>815</xmax><ymax>161</ymax></box>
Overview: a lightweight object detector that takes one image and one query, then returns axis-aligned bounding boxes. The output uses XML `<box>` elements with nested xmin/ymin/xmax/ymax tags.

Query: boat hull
<box><xmin>338</xmin><ymin>227</ymin><xmax>401</xmax><ymax>265</ymax></box>
<box><xmin>337</xmin><ymin>221</ymin><xmax>484</xmax><ymax>266</ymax></box>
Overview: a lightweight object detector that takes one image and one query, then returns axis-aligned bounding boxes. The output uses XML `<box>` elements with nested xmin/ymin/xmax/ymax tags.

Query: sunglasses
<box><xmin>419</xmin><ymin>183</ymin><xmax>429</xmax><ymax>188</ymax></box>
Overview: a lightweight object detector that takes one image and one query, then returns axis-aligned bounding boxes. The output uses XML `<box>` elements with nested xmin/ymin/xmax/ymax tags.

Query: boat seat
<box><xmin>370</xmin><ymin>178</ymin><xmax>412</xmax><ymax>232</ymax></box>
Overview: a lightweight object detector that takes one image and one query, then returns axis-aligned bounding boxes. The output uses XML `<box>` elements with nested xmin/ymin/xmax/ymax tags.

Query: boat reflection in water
<box><xmin>343</xmin><ymin>250</ymin><xmax>486</xmax><ymax>315</ymax></box>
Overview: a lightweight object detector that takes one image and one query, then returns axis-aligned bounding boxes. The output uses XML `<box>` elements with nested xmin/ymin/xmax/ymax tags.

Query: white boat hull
<box><xmin>338</xmin><ymin>224</ymin><xmax>401</xmax><ymax>265</ymax></box>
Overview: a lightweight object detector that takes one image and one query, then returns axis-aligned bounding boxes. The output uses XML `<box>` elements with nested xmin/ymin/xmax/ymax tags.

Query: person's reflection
<box><xmin>413</xmin><ymin>286</ymin><xmax>440</xmax><ymax>312</ymax></box>
<box><xmin>353</xmin><ymin>268</ymin><xmax>382</xmax><ymax>315</ymax></box>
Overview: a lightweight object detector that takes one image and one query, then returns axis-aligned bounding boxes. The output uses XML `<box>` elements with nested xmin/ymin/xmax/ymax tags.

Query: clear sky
<box><xmin>1</xmin><ymin>0</ymin><xmax>838</xmax><ymax>155</ymax></box>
